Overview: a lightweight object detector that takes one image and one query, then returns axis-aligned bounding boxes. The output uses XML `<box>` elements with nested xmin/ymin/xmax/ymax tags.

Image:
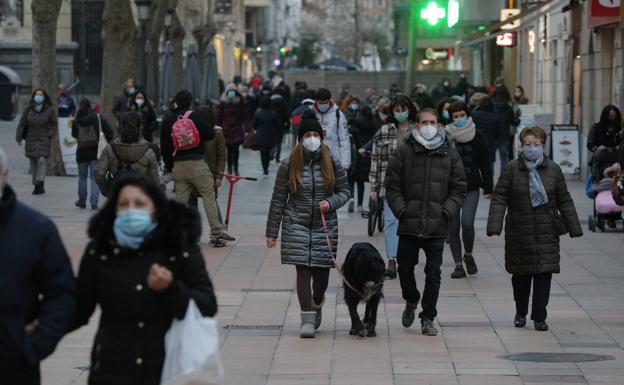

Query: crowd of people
<box><xmin>3</xmin><ymin>71</ymin><xmax>624</xmax><ymax>384</ymax></box>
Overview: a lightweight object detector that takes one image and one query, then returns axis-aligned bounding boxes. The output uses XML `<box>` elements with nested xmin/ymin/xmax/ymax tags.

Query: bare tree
<box><xmin>31</xmin><ymin>0</ymin><xmax>64</xmax><ymax>175</ymax></box>
<box><xmin>146</xmin><ymin>0</ymin><xmax>174</xmax><ymax>105</ymax></box>
<box><xmin>171</xmin><ymin>8</ymin><xmax>185</xmax><ymax>94</ymax></box>
<box><xmin>100</xmin><ymin>0</ymin><xmax>139</xmax><ymax>126</ymax></box>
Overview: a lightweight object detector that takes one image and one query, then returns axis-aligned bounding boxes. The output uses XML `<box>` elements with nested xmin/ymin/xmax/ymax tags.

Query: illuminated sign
<box><xmin>496</xmin><ymin>32</ymin><xmax>517</xmax><ymax>47</ymax></box>
<box><xmin>528</xmin><ymin>30</ymin><xmax>536</xmax><ymax>53</ymax></box>
<box><xmin>501</xmin><ymin>8</ymin><xmax>521</xmax><ymax>30</ymax></box>
<box><xmin>424</xmin><ymin>48</ymin><xmax>451</xmax><ymax>60</ymax></box>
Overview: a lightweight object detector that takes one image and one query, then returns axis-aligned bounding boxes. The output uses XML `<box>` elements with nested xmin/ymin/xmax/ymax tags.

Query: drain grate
<box><xmin>500</xmin><ymin>352</ymin><xmax>615</xmax><ymax>363</ymax></box>
<box><xmin>223</xmin><ymin>324</ymin><xmax>283</xmax><ymax>336</ymax></box>
<box><xmin>241</xmin><ymin>288</ymin><xmax>293</xmax><ymax>293</ymax></box>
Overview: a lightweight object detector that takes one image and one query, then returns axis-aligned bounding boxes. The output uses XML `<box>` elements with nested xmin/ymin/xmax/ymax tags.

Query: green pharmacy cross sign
<box><xmin>419</xmin><ymin>0</ymin><xmax>459</xmax><ymax>28</ymax></box>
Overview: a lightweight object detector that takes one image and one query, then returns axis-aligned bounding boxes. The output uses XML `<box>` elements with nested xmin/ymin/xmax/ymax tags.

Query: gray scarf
<box><xmin>445</xmin><ymin>118</ymin><xmax>476</xmax><ymax>144</ymax></box>
<box><xmin>523</xmin><ymin>154</ymin><xmax>549</xmax><ymax>207</ymax></box>
<box><xmin>412</xmin><ymin>128</ymin><xmax>446</xmax><ymax>150</ymax></box>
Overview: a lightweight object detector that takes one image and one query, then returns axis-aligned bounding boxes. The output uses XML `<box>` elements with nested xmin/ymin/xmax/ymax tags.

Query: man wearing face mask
<box><xmin>312</xmin><ymin>88</ymin><xmax>352</xmax><ymax>171</ymax></box>
<box><xmin>385</xmin><ymin>108</ymin><xmax>466</xmax><ymax>336</ymax></box>
<box><xmin>0</xmin><ymin>147</ymin><xmax>77</xmax><ymax>384</ymax></box>
<box><xmin>113</xmin><ymin>78</ymin><xmax>138</xmax><ymax>128</ymax></box>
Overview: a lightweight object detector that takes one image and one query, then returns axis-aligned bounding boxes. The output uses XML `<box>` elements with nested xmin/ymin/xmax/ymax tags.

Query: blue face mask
<box><xmin>453</xmin><ymin>116</ymin><xmax>469</xmax><ymax>128</ymax></box>
<box><xmin>227</xmin><ymin>90</ymin><xmax>236</xmax><ymax>99</ymax></box>
<box><xmin>442</xmin><ymin>110</ymin><xmax>450</xmax><ymax>120</ymax></box>
<box><xmin>33</xmin><ymin>95</ymin><xmax>45</xmax><ymax>105</ymax></box>
<box><xmin>394</xmin><ymin>111</ymin><xmax>409</xmax><ymax>123</ymax></box>
<box><xmin>113</xmin><ymin>208</ymin><xmax>157</xmax><ymax>250</ymax></box>
<box><xmin>317</xmin><ymin>103</ymin><xmax>330</xmax><ymax>113</ymax></box>
<box><xmin>350</xmin><ymin>104</ymin><xmax>359</xmax><ymax>111</ymax></box>
<box><xmin>522</xmin><ymin>145</ymin><xmax>544</xmax><ymax>161</ymax></box>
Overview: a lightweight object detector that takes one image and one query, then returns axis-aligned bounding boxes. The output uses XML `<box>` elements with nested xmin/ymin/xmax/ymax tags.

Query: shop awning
<box><xmin>457</xmin><ymin>0</ymin><xmax>569</xmax><ymax>47</ymax></box>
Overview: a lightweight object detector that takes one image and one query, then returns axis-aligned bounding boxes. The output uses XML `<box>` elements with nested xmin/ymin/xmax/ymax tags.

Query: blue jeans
<box><xmin>78</xmin><ymin>160</ymin><xmax>99</xmax><ymax>207</ymax></box>
<box><xmin>383</xmin><ymin>198</ymin><xmax>399</xmax><ymax>260</ymax></box>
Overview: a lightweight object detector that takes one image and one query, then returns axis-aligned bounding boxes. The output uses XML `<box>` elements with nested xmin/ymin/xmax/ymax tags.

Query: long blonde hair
<box><xmin>288</xmin><ymin>143</ymin><xmax>335</xmax><ymax>193</ymax></box>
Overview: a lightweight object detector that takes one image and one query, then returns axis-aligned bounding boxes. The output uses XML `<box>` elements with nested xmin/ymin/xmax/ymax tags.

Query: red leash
<box><xmin>320</xmin><ymin>210</ymin><xmax>364</xmax><ymax>296</ymax></box>
<box><xmin>219</xmin><ymin>173</ymin><xmax>257</xmax><ymax>232</ymax></box>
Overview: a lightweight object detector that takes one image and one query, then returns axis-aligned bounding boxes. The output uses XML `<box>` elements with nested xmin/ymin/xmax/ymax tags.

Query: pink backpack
<box><xmin>171</xmin><ymin>111</ymin><xmax>200</xmax><ymax>155</ymax></box>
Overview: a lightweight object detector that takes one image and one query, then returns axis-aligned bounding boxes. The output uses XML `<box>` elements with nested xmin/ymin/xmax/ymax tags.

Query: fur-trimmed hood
<box><xmin>88</xmin><ymin>199</ymin><xmax>202</xmax><ymax>254</ymax></box>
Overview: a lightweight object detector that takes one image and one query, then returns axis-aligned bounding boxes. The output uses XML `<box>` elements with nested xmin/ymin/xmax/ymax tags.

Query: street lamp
<box><xmin>135</xmin><ymin>0</ymin><xmax>151</xmax><ymax>87</ymax></box>
<box><xmin>164</xmin><ymin>7</ymin><xmax>174</xmax><ymax>42</ymax></box>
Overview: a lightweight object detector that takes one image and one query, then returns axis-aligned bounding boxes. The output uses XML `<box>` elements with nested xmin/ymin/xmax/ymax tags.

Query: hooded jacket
<box><xmin>266</xmin><ymin>150</ymin><xmax>350</xmax><ymax>268</ymax></box>
<box><xmin>0</xmin><ymin>185</ymin><xmax>76</xmax><ymax>374</ymax></box>
<box><xmin>71</xmin><ymin>110</ymin><xmax>114</xmax><ymax>163</ymax></box>
<box><xmin>385</xmin><ymin>137</ymin><xmax>467</xmax><ymax>238</ymax></box>
<box><xmin>95</xmin><ymin>139</ymin><xmax>160</xmax><ymax>197</ymax></box>
<box><xmin>74</xmin><ymin>200</ymin><xmax>217</xmax><ymax>385</ymax></box>
<box><xmin>487</xmin><ymin>157</ymin><xmax>583</xmax><ymax>275</ymax></box>
<box><xmin>313</xmin><ymin>103</ymin><xmax>352</xmax><ymax>170</ymax></box>
<box><xmin>217</xmin><ymin>92</ymin><xmax>248</xmax><ymax>146</ymax></box>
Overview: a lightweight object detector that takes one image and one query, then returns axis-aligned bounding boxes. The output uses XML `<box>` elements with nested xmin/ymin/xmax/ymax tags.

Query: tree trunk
<box><xmin>31</xmin><ymin>0</ymin><xmax>64</xmax><ymax>175</ymax></box>
<box><xmin>146</xmin><ymin>0</ymin><xmax>173</xmax><ymax>106</ymax></box>
<box><xmin>100</xmin><ymin>0</ymin><xmax>138</xmax><ymax>131</ymax></box>
<box><xmin>171</xmin><ymin>9</ymin><xmax>185</xmax><ymax>96</ymax></box>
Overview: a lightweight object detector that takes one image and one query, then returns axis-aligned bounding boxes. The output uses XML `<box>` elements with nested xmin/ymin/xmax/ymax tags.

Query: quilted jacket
<box><xmin>486</xmin><ymin>157</ymin><xmax>583</xmax><ymax>275</ymax></box>
<box><xmin>266</xmin><ymin>149</ymin><xmax>350</xmax><ymax>268</ymax></box>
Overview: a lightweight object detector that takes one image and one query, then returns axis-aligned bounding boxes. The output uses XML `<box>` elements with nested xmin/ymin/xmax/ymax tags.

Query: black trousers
<box><xmin>348</xmin><ymin>177</ymin><xmax>365</xmax><ymax>206</ymax></box>
<box><xmin>512</xmin><ymin>272</ymin><xmax>552</xmax><ymax>322</ymax></box>
<box><xmin>397</xmin><ymin>236</ymin><xmax>444</xmax><ymax>321</ymax></box>
<box><xmin>259</xmin><ymin>147</ymin><xmax>271</xmax><ymax>174</ymax></box>
<box><xmin>226</xmin><ymin>144</ymin><xmax>240</xmax><ymax>171</ymax></box>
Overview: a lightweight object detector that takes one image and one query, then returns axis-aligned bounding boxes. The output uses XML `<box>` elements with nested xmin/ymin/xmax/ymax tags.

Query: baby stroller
<box><xmin>588</xmin><ymin>148</ymin><xmax>623</xmax><ymax>232</ymax></box>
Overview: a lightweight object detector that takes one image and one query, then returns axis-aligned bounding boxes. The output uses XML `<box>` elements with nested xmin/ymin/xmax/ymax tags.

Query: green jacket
<box><xmin>487</xmin><ymin>157</ymin><xmax>583</xmax><ymax>275</ymax></box>
<box><xmin>204</xmin><ymin>126</ymin><xmax>227</xmax><ymax>178</ymax></box>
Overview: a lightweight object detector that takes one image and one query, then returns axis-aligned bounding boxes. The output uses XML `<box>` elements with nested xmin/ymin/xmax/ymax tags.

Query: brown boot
<box><xmin>451</xmin><ymin>265</ymin><xmax>466</xmax><ymax>278</ymax></box>
<box><xmin>464</xmin><ymin>255</ymin><xmax>478</xmax><ymax>275</ymax></box>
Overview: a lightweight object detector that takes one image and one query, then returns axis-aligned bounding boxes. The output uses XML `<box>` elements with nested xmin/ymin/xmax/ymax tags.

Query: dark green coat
<box><xmin>385</xmin><ymin>137</ymin><xmax>467</xmax><ymax>239</ymax></box>
<box><xmin>486</xmin><ymin>157</ymin><xmax>583</xmax><ymax>275</ymax></box>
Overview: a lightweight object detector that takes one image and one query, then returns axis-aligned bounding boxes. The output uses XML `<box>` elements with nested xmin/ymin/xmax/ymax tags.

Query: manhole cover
<box><xmin>500</xmin><ymin>352</ymin><xmax>615</xmax><ymax>363</ymax></box>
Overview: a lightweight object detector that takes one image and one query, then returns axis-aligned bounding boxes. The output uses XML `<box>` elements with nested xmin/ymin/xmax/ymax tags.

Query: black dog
<box><xmin>342</xmin><ymin>242</ymin><xmax>385</xmax><ymax>337</ymax></box>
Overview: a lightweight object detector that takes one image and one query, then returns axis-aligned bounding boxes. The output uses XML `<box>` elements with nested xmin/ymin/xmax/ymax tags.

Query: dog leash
<box><xmin>320</xmin><ymin>210</ymin><xmax>364</xmax><ymax>296</ymax></box>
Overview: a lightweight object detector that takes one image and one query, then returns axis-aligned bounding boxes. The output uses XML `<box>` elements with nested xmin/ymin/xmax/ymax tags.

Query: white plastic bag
<box><xmin>160</xmin><ymin>299</ymin><xmax>225</xmax><ymax>385</ymax></box>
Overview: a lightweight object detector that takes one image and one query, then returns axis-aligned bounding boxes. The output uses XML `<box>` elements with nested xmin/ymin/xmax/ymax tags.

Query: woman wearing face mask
<box><xmin>344</xmin><ymin>97</ymin><xmax>360</xmax><ymax>121</ymax></box>
<box><xmin>445</xmin><ymin>102</ymin><xmax>493</xmax><ymax>278</ymax></box>
<box><xmin>73</xmin><ymin>175</ymin><xmax>218</xmax><ymax>384</ymax></box>
<box><xmin>487</xmin><ymin>126</ymin><xmax>582</xmax><ymax>331</ymax></box>
<box><xmin>218</xmin><ymin>84</ymin><xmax>248</xmax><ymax>175</ymax></box>
<box><xmin>587</xmin><ymin>105</ymin><xmax>622</xmax><ymax>153</ymax></box>
<box><xmin>266</xmin><ymin>115</ymin><xmax>350</xmax><ymax>338</ymax></box>
<box><xmin>15</xmin><ymin>88</ymin><xmax>57</xmax><ymax>195</ymax></box>
<box><xmin>436</xmin><ymin>97</ymin><xmax>454</xmax><ymax>126</ymax></box>
<box><xmin>128</xmin><ymin>91</ymin><xmax>158</xmax><ymax>143</ymax></box>
<box><xmin>369</xmin><ymin>94</ymin><xmax>416</xmax><ymax>280</ymax></box>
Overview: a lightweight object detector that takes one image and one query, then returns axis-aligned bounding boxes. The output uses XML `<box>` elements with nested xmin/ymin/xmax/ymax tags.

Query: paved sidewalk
<box><xmin>2</xmin><ymin>122</ymin><xmax>624</xmax><ymax>385</ymax></box>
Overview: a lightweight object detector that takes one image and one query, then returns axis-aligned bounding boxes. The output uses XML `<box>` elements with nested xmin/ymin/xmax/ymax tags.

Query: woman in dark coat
<box><xmin>587</xmin><ymin>105</ymin><xmax>622</xmax><ymax>152</ymax></box>
<box><xmin>487</xmin><ymin>126</ymin><xmax>582</xmax><ymax>331</ymax></box>
<box><xmin>217</xmin><ymin>84</ymin><xmax>248</xmax><ymax>176</ymax></box>
<box><xmin>15</xmin><ymin>88</ymin><xmax>57</xmax><ymax>195</ymax></box>
<box><xmin>128</xmin><ymin>91</ymin><xmax>158</xmax><ymax>143</ymax></box>
<box><xmin>347</xmin><ymin>106</ymin><xmax>376</xmax><ymax>212</ymax></box>
<box><xmin>253</xmin><ymin>96</ymin><xmax>279</xmax><ymax>177</ymax></box>
<box><xmin>74</xmin><ymin>175</ymin><xmax>217</xmax><ymax>385</ymax></box>
<box><xmin>71</xmin><ymin>98</ymin><xmax>114</xmax><ymax>209</ymax></box>
<box><xmin>493</xmin><ymin>86</ymin><xmax>520</xmax><ymax>172</ymax></box>
<box><xmin>266</xmin><ymin>115</ymin><xmax>350</xmax><ymax>338</ymax></box>
<box><xmin>471</xmin><ymin>96</ymin><xmax>501</xmax><ymax>166</ymax></box>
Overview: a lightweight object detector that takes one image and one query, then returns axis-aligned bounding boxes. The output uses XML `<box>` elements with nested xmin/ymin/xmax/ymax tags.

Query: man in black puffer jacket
<box><xmin>385</xmin><ymin>109</ymin><xmax>466</xmax><ymax>336</ymax></box>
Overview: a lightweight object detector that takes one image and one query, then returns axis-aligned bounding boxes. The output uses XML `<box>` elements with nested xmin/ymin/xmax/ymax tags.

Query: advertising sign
<box><xmin>58</xmin><ymin>117</ymin><xmax>78</xmax><ymax>176</ymax></box>
<box><xmin>496</xmin><ymin>32</ymin><xmax>517</xmax><ymax>47</ymax></box>
<box><xmin>588</xmin><ymin>0</ymin><xmax>620</xmax><ymax>28</ymax></box>
<box><xmin>551</xmin><ymin>125</ymin><xmax>580</xmax><ymax>174</ymax></box>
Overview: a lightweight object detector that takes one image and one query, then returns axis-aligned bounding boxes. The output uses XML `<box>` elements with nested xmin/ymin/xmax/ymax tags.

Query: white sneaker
<box><xmin>357</xmin><ymin>205</ymin><xmax>363</xmax><ymax>212</ymax></box>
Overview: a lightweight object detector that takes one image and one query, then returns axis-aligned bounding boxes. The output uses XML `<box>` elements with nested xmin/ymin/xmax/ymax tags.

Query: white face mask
<box><xmin>418</xmin><ymin>124</ymin><xmax>438</xmax><ymax>140</ymax></box>
<box><xmin>302</xmin><ymin>136</ymin><xmax>321</xmax><ymax>152</ymax></box>
<box><xmin>136</xmin><ymin>99</ymin><xmax>145</xmax><ymax>107</ymax></box>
